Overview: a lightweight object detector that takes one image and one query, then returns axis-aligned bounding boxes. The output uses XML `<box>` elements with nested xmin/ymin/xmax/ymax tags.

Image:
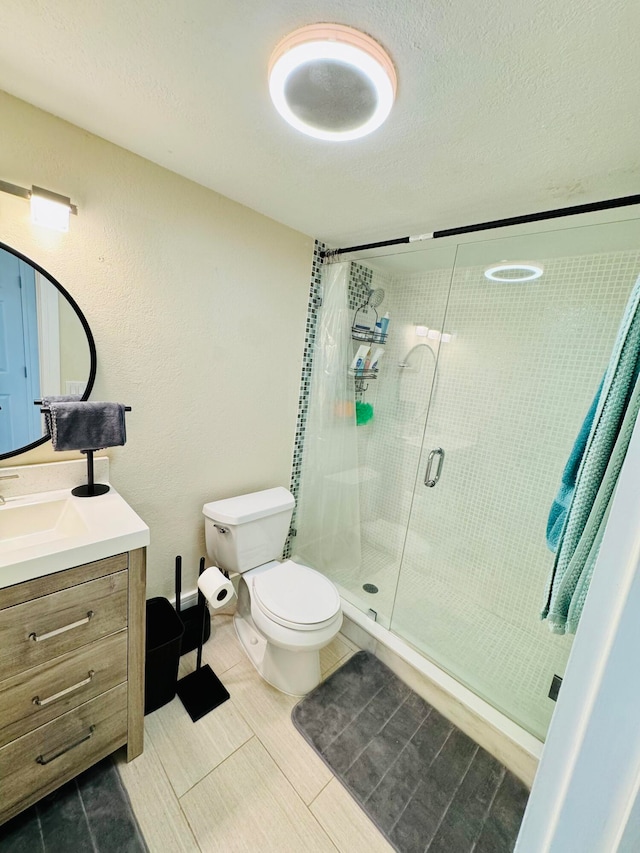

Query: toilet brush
<box><xmin>176</xmin><ymin>557</ymin><xmax>230</xmax><ymax>722</ymax></box>
<box><xmin>175</xmin><ymin>554</ymin><xmax>211</xmax><ymax>655</ymax></box>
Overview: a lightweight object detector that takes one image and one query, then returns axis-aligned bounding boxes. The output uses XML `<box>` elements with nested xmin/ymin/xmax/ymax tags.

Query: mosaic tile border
<box><xmin>348</xmin><ymin>261</ymin><xmax>373</xmax><ymax>310</ymax></box>
<box><xmin>284</xmin><ymin>239</ymin><xmax>325</xmax><ymax>558</ymax></box>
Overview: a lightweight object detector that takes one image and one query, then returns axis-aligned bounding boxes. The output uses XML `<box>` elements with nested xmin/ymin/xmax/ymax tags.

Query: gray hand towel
<box><xmin>42</xmin><ymin>395</ymin><xmax>82</xmax><ymax>437</ymax></box>
<box><xmin>48</xmin><ymin>401</ymin><xmax>127</xmax><ymax>451</ymax></box>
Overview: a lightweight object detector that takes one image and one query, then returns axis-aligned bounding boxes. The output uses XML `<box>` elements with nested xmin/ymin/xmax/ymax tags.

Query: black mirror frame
<box><xmin>0</xmin><ymin>240</ymin><xmax>97</xmax><ymax>460</ymax></box>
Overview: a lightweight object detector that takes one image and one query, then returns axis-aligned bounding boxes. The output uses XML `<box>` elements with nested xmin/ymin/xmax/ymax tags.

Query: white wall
<box><xmin>58</xmin><ymin>293</ymin><xmax>91</xmax><ymax>392</ymax></box>
<box><xmin>0</xmin><ymin>90</ymin><xmax>313</xmax><ymax>597</ymax></box>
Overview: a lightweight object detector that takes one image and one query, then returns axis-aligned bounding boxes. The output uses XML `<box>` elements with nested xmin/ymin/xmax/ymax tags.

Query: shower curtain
<box><xmin>293</xmin><ymin>262</ymin><xmax>362</xmax><ymax>581</ymax></box>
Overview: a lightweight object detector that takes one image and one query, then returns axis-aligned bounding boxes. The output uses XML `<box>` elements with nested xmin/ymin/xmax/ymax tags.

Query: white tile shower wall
<box><xmin>357</xmin><ymin>249</ymin><xmax>640</xmax><ymax>739</ymax></box>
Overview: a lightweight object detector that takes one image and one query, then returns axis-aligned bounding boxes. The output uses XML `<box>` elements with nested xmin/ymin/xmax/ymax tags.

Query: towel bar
<box><xmin>34</xmin><ymin>402</ymin><xmax>132</xmax><ymax>497</ymax></box>
<box><xmin>36</xmin><ymin>402</ymin><xmax>132</xmax><ymax>412</ymax></box>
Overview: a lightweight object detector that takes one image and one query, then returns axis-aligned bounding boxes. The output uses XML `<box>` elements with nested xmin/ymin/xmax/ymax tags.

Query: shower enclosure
<box><xmin>294</xmin><ymin>215</ymin><xmax>640</xmax><ymax>742</ymax></box>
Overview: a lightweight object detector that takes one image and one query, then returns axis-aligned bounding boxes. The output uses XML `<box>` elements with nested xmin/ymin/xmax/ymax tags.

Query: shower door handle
<box><xmin>424</xmin><ymin>447</ymin><xmax>445</xmax><ymax>487</ymax></box>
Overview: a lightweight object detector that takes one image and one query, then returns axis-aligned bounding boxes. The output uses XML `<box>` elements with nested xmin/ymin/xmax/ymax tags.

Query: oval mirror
<box><xmin>0</xmin><ymin>241</ymin><xmax>96</xmax><ymax>459</ymax></box>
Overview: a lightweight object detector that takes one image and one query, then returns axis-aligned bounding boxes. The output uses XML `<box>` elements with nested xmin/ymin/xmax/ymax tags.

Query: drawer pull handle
<box><xmin>33</xmin><ymin>670</ymin><xmax>95</xmax><ymax>707</ymax></box>
<box><xmin>36</xmin><ymin>725</ymin><xmax>96</xmax><ymax>765</ymax></box>
<box><xmin>29</xmin><ymin>611</ymin><xmax>94</xmax><ymax>643</ymax></box>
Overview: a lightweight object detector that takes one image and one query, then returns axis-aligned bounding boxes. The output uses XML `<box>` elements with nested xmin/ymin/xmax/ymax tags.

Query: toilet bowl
<box><xmin>203</xmin><ymin>488</ymin><xmax>342</xmax><ymax>695</ymax></box>
<box><xmin>235</xmin><ymin>560</ymin><xmax>342</xmax><ymax>695</ymax></box>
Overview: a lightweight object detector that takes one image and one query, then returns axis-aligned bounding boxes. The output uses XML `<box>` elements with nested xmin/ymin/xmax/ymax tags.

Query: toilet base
<box><xmin>234</xmin><ymin>611</ymin><xmax>322</xmax><ymax>696</ymax></box>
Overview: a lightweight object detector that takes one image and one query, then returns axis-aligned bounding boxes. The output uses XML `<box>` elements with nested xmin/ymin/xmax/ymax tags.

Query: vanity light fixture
<box><xmin>268</xmin><ymin>23</ymin><xmax>397</xmax><ymax>141</ymax></box>
<box><xmin>0</xmin><ymin>181</ymin><xmax>77</xmax><ymax>232</ymax></box>
<box><xmin>484</xmin><ymin>262</ymin><xmax>544</xmax><ymax>282</ymax></box>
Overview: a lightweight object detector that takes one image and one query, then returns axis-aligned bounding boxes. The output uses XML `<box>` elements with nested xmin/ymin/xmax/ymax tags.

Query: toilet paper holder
<box><xmin>175</xmin><ymin>556</ymin><xmax>232</xmax><ymax>723</ymax></box>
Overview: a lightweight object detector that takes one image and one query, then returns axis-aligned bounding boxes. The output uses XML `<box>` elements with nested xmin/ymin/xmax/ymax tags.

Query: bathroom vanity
<box><xmin>0</xmin><ymin>461</ymin><xmax>149</xmax><ymax>825</ymax></box>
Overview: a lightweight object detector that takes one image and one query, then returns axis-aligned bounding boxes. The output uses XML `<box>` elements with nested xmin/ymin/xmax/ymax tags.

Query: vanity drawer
<box><xmin>0</xmin><ymin>631</ymin><xmax>128</xmax><ymax>747</ymax></box>
<box><xmin>0</xmin><ymin>571</ymin><xmax>128</xmax><ymax>681</ymax></box>
<box><xmin>0</xmin><ymin>683</ymin><xmax>128</xmax><ymax>824</ymax></box>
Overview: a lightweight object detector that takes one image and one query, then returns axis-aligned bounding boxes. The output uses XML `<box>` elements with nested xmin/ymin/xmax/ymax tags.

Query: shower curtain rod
<box><xmin>320</xmin><ymin>193</ymin><xmax>640</xmax><ymax>260</ymax></box>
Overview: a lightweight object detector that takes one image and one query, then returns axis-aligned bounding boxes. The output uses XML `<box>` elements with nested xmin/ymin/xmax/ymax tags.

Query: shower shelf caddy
<box><xmin>350</xmin><ymin>328</ymin><xmax>386</xmax><ymax>392</ymax></box>
<box><xmin>348</xmin><ymin>368</ymin><xmax>378</xmax><ymax>380</ymax></box>
<box><xmin>350</xmin><ymin>295</ymin><xmax>388</xmax><ymax>394</ymax></box>
<box><xmin>351</xmin><ymin>296</ymin><xmax>388</xmax><ymax>344</ymax></box>
<box><xmin>351</xmin><ymin>370</ymin><xmax>377</xmax><ymax>395</ymax></box>
<box><xmin>351</xmin><ymin>327</ymin><xmax>388</xmax><ymax>345</ymax></box>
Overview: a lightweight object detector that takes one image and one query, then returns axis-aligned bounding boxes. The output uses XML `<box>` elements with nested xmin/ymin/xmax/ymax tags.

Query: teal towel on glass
<box><xmin>546</xmin><ymin>379</ymin><xmax>602</xmax><ymax>551</ymax></box>
<box><xmin>542</xmin><ymin>274</ymin><xmax>640</xmax><ymax>634</ymax></box>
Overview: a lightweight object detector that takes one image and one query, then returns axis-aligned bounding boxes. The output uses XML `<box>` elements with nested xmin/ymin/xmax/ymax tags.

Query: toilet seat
<box><xmin>252</xmin><ymin>560</ymin><xmax>341</xmax><ymax>631</ymax></box>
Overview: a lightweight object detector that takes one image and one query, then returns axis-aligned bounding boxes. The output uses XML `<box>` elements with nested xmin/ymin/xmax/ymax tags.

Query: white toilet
<box><xmin>202</xmin><ymin>486</ymin><xmax>343</xmax><ymax>696</ymax></box>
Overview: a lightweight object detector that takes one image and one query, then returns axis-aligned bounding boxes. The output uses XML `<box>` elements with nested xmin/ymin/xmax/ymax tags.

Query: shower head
<box><xmin>368</xmin><ymin>288</ymin><xmax>385</xmax><ymax>308</ymax></box>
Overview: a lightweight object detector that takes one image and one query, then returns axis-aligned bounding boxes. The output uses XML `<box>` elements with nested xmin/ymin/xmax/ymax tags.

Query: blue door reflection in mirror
<box><xmin>0</xmin><ymin>250</ymin><xmax>40</xmax><ymax>454</ymax></box>
<box><xmin>0</xmin><ymin>242</ymin><xmax>96</xmax><ymax>460</ymax></box>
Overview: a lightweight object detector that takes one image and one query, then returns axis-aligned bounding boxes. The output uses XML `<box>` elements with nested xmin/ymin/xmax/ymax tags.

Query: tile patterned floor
<box><xmin>116</xmin><ymin>615</ymin><xmax>393</xmax><ymax>852</ymax></box>
<box><xmin>1</xmin><ymin>615</ymin><xmax>526</xmax><ymax>853</ymax></box>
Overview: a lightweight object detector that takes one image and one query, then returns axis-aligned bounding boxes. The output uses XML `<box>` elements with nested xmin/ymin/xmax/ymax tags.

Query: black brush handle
<box><xmin>196</xmin><ymin>557</ymin><xmax>206</xmax><ymax>671</ymax></box>
<box><xmin>175</xmin><ymin>556</ymin><xmax>182</xmax><ymax>616</ymax></box>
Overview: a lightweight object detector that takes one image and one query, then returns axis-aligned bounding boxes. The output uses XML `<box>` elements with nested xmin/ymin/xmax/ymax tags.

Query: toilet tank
<box><xmin>202</xmin><ymin>487</ymin><xmax>295</xmax><ymax>573</ymax></box>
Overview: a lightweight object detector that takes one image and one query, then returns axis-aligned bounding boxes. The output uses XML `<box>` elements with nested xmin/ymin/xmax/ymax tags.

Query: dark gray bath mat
<box><xmin>0</xmin><ymin>756</ymin><xmax>147</xmax><ymax>853</ymax></box>
<box><xmin>292</xmin><ymin>650</ymin><xmax>529</xmax><ymax>853</ymax></box>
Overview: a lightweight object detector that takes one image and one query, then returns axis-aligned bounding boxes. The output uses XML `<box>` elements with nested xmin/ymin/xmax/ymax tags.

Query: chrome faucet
<box><xmin>0</xmin><ymin>474</ymin><xmax>19</xmax><ymax>504</ymax></box>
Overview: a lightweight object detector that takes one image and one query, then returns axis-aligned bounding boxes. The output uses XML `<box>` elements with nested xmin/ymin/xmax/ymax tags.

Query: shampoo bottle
<box><xmin>370</xmin><ymin>347</ymin><xmax>385</xmax><ymax>371</ymax></box>
<box><xmin>350</xmin><ymin>345</ymin><xmax>370</xmax><ymax>373</ymax></box>
<box><xmin>380</xmin><ymin>312</ymin><xmax>391</xmax><ymax>337</ymax></box>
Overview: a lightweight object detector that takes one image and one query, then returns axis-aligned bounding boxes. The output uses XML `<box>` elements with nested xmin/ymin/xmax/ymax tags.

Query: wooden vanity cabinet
<box><xmin>0</xmin><ymin>548</ymin><xmax>146</xmax><ymax>825</ymax></box>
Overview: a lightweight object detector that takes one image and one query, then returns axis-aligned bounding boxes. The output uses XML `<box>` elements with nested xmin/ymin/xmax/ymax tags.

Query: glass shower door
<box><xmin>313</xmin><ymin>246</ymin><xmax>457</xmax><ymax>628</ymax></box>
<box><xmin>390</xmin><ymin>219</ymin><xmax>640</xmax><ymax>738</ymax></box>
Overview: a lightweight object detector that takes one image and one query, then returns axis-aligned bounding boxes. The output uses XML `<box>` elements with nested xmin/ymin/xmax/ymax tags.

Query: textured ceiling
<box><xmin>0</xmin><ymin>0</ymin><xmax>638</xmax><ymax>245</ymax></box>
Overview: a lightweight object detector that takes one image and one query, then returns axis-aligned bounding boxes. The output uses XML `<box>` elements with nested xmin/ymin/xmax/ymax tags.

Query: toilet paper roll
<box><xmin>198</xmin><ymin>566</ymin><xmax>235</xmax><ymax>609</ymax></box>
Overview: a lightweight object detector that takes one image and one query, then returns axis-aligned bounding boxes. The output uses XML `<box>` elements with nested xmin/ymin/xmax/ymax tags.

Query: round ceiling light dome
<box><xmin>268</xmin><ymin>24</ymin><xmax>397</xmax><ymax>142</ymax></box>
<box><xmin>484</xmin><ymin>262</ymin><xmax>544</xmax><ymax>282</ymax></box>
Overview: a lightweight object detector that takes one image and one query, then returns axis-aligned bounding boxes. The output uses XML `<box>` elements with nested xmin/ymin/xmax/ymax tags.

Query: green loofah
<box><xmin>356</xmin><ymin>401</ymin><xmax>374</xmax><ymax>425</ymax></box>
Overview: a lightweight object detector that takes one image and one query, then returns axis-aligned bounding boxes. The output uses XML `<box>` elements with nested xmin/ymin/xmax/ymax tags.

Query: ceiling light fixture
<box><xmin>0</xmin><ymin>180</ymin><xmax>77</xmax><ymax>232</ymax></box>
<box><xmin>484</xmin><ymin>262</ymin><xmax>544</xmax><ymax>282</ymax></box>
<box><xmin>268</xmin><ymin>23</ymin><xmax>397</xmax><ymax>142</ymax></box>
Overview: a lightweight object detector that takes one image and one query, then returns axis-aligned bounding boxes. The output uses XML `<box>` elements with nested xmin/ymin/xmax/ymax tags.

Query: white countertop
<box><xmin>0</xmin><ymin>486</ymin><xmax>150</xmax><ymax>589</ymax></box>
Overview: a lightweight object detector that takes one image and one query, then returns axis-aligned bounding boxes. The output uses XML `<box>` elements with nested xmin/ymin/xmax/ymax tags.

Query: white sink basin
<box><xmin>0</xmin><ymin>487</ymin><xmax>149</xmax><ymax>588</ymax></box>
<box><xmin>0</xmin><ymin>496</ymin><xmax>88</xmax><ymax>554</ymax></box>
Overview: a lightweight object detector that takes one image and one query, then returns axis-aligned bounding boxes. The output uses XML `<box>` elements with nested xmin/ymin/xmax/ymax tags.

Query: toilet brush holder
<box><xmin>180</xmin><ymin>605</ymin><xmax>211</xmax><ymax>654</ymax></box>
<box><xmin>175</xmin><ymin>556</ymin><xmax>211</xmax><ymax>654</ymax></box>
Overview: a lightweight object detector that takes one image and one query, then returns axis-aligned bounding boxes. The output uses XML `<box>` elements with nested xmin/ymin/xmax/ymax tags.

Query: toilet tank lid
<box><xmin>203</xmin><ymin>487</ymin><xmax>294</xmax><ymax>525</ymax></box>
